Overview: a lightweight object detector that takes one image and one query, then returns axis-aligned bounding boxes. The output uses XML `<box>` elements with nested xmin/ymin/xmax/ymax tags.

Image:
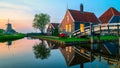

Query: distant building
<box><xmin>47</xmin><ymin>23</ymin><xmax>59</xmax><ymax>35</ymax></box>
<box><xmin>99</xmin><ymin>7</ymin><xmax>120</xmax><ymax>24</ymax></box>
<box><xmin>4</xmin><ymin>19</ymin><xmax>16</xmax><ymax>34</ymax></box>
<box><xmin>60</xmin><ymin>4</ymin><xmax>100</xmax><ymax>32</ymax></box>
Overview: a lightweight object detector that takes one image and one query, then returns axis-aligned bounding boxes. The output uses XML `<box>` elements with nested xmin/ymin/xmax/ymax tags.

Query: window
<box><xmin>69</xmin><ymin>24</ymin><xmax>71</xmax><ymax>32</ymax></box>
<box><xmin>80</xmin><ymin>24</ymin><xmax>84</xmax><ymax>32</ymax></box>
<box><xmin>66</xmin><ymin>25</ymin><xmax>68</xmax><ymax>32</ymax></box>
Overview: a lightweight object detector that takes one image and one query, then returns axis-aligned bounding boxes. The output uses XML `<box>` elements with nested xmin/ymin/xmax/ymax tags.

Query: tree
<box><xmin>53</xmin><ymin>28</ymin><xmax>59</xmax><ymax>36</ymax></box>
<box><xmin>33</xmin><ymin>13</ymin><xmax>50</xmax><ymax>34</ymax></box>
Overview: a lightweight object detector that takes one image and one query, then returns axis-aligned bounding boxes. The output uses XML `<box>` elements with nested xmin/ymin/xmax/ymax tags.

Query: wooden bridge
<box><xmin>72</xmin><ymin>23</ymin><xmax>120</xmax><ymax>37</ymax></box>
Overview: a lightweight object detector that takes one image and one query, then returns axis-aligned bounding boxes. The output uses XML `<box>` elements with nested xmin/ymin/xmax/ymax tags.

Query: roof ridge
<box><xmin>68</xmin><ymin>9</ymin><xmax>94</xmax><ymax>14</ymax></box>
<box><xmin>110</xmin><ymin>7</ymin><xmax>120</xmax><ymax>15</ymax></box>
<box><xmin>68</xmin><ymin>9</ymin><xmax>99</xmax><ymax>23</ymax></box>
<box><xmin>99</xmin><ymin>7</ymin><xmax>120</xmax><ymax>24</ymax></box>
<box><xmin>111</xmin><ymin>8</ymin><xmax>115</xmax><ymax>15</ymax></box>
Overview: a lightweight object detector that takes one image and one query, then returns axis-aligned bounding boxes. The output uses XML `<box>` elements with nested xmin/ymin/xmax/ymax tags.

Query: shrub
<box><xmin>59</xmin><ymin>33</ymin><xmax>66</xmax><ymax>38</ymax></box>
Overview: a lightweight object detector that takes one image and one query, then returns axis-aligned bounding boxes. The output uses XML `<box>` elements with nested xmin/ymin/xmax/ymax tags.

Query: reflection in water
<box><xmin>33</xmin><ymin>40</ymin><xmax>51</xmax><ymax>60</ymax></box>
<box><xmin>0</xmin><ymin>37</ymin><xmax>120</xmax><ymax>68</ymax></box>
<box><xmin>7</xmin><ymin>41</ymin><xmax>12</xmax><ymax>46</ymax></box>
<box><xmin>118</xmin><ymin>37</ymin><xmax>120</xmax><ymax>55</ymax></box>
<box><xmin>78</xmin><ymin>41</ymin><xmax>120</xmax><ymax>68</ymax></box>
<box><xmin>47</xmin><ymin>40</ymin><xmax>120</xmax><ymax>68</ymax></box>
<box><xmin>59</xmin><ymin>46</ymin><xmax>92</xmax><ymax>68</ymax></box>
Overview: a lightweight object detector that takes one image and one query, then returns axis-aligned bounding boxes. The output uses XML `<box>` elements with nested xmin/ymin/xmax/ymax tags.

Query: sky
<box><xmin>0</xmin><ymin>0</ymin><xmax>120</xmax><ymax>33</ymax></box>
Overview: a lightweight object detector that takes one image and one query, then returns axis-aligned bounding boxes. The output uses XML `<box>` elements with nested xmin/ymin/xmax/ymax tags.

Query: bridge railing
<box><xmin>72</xmin><ymin>23</ymin><xmax>120</xmax><ymax>37</ymax></box>
<box><xmin>72</xmin><ymin>26</ymin><xmax>90</xmax><ymax>36</ymax></box>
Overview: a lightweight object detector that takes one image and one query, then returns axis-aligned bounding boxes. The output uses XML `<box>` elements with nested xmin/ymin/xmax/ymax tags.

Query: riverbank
<box><xmin>32</xmin><ymin>35</ymin><xmax>119</xmax><ymax>45</ymax></box>
<box><xmin>0</xmin><ymin>34</ymin><xmax>25</xmax><ymax>42</ymax></box>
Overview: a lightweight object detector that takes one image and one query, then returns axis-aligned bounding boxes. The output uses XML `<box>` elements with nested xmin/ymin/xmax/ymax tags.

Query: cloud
<box><xmin>0</xmin><ymin>8</ymin><xmax>33</xmax><ymax>20</ymax></box>
<box><xmin>0</xmin><ymin>2</ymin><xmax>34</xmax><ymax>33</ymax></box>
<box><xmin>0</xmin><ymin>2</ymin><xmax>31</xmax><ymax>11</ymax></box>
<box><xmin>0</xmin><ymin>2</ymin><xmax>34</xmax><ymax>20</ymax></box>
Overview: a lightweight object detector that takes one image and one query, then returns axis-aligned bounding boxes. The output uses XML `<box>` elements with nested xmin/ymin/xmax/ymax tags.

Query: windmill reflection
<box><xmin>7</xmin><ymin>41</ymin><xmax>12</xmax><ymax>46</ymax></box>
<box><xmin>33</xmin><ymin>40</ymin><xmax>50</xmax><ymax>60</ymax></box>
<box><xmin>6</xmin><ymin>41</ymin><xmax>12</xmax><ymax>51</ymax></box>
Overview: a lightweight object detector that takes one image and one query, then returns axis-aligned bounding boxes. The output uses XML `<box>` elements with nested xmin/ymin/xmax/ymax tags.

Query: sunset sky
<box><xmin>0</xmin><ymin>0</ymin><xmax>120</xmax><ymax>33</ymax></box>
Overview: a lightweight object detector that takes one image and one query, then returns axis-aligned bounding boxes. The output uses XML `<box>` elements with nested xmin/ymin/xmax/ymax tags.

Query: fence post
<box><xmin>117</xmin><ymin>24</ymin><xmax>119</xmax><ymax>36</ymax></box>
<box><xmin>99</xmin><ymin>24</ymin><xmax>101</xmax><ymax>35</ymax></box>
<box><xmin>107</xmin><ymin>25</ymin><xmax>110</xmax><ymax>34</ymax></box>
<box><xmin>90</xmin><ymin>23</ymin><xmax>94</xmax><ymax>43</ymax></box>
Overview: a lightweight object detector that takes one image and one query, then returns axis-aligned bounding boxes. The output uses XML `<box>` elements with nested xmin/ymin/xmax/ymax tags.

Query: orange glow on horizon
<box><xmin>0</xmin><ymin>18</ymin><xmax>35</xmax><ymax>33</ymax></box>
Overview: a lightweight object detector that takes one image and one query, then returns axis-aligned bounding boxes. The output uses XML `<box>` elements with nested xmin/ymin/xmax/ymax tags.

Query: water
<box><xmin>0</xmin><ymin>37</ymin><xmax>120</xmax><ymax>68</ymax></box>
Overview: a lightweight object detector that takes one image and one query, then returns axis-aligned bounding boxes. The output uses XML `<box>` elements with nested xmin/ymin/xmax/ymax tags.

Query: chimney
<box><xmin>80</xmin><ymin>4</ymin><xmax>83</xmax><ymax>12</ymax></box>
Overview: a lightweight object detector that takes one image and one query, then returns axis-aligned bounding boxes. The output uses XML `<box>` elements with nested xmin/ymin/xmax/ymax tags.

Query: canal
<box><xmin>0</xmin><ymin>37</ymin><xmax>120</xmax><ymax>68</ymax></box>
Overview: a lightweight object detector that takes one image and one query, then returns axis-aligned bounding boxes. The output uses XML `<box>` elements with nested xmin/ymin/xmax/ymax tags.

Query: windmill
<box><xmin>6</xmin><ymin>19</ymin><xmax>12</xmax><ymax>32</ymax></box>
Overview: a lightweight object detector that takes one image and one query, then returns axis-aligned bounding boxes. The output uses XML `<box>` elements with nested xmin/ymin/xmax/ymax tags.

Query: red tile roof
<box><xmin>68</xmin><ymin>9</ymin><xmax>99</xmax><ymax>23</ymax></box>
<box><xmin>99</xmin><ymin>7</ymin><xmax>120</xmax><ymax>24</ymax></box>
<box><xmin>51</xmin><ymin>23</ymin><xmax>59</xmax><ymax>29</ymax></box>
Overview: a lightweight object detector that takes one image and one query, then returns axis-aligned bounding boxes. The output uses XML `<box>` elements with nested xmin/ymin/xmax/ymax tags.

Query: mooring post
<box><xmin>118</xmin><ymin>37</ymin><xmax>120</xmax><ymax>56</ymax></box>
<box><xmin>117</xmin><ymin>24</ymin><xmax>119</xmax><ymax>36</ymax></box>
<box><xmin>90</xmin><ymin>23</ymin><xmax>94</xmax><ymax>43</ymax></box>
<box><xmin>90</xmin><ymin>43</ymin><xmax>93</xmax><ymax>62</ymax></box>
<box><xmin>80</xmin><ymin>63</ymin><xmax>84</xmax><ymax>68</ymax></box>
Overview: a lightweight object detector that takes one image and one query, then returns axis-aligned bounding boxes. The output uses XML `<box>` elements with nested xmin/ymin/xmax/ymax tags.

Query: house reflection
<box><xmin>45</xmin><ymin>41</ymin><xmax>95</xmax><ymax>68</ymax></box>
<box><xmin>92</xmin><ymin>40</ymin><xmax>120</xmax><ymax>56</ymax></box>
<box><xmin>47</xmin><ymin>41</ymin><xmax>62</xmax><ymax>49</ymax></box>
<box><xmin>103</xmin><ymin>57</ymin><xmax>120</xmax><ymax>68</ymax></box>
<box><xmin>59</xmin><ymin>46</ymin><xmax>93</xmax><ymax>68</ymax></box>
<box><xmin>40</xmin><ymin>40</ymin><xmax>120</xmax><ymax>68</ymax></box>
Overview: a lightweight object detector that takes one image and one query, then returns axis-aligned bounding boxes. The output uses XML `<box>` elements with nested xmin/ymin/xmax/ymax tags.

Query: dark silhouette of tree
<box><xmin>33</xmin><ymin>42</ymin><xmax>50</xmax><ymax>60</ymax></box>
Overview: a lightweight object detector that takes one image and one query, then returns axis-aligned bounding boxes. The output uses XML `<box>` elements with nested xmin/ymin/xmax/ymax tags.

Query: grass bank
<box><xmin>35</xmin><ymin>35</ymin><xmax>118</xmax><ymax>44</ymax></box>
<box><xmin>96</xmin><ymin>35</ymin><xmax>118</xmax><ymax>41</ymax></box>
<box><xmin>0</xmin><ymin>34</ymin><xmax>25</xmax><ymax>42</ymax></box>
<box><xmin>32</xmin><ymin>35</ymin><xmax>119</xmax><ymax>45</ymax></box>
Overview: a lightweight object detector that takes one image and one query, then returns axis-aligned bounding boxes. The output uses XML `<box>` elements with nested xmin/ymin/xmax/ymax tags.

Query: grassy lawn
<box><xmin>32</xmin><ymin>35</ymin><xmax>119</xmax><ymax>44</ymax></box>
<box><xmin>0</xmin><ymin>34</ymin><xmax>25</xmax><ymax>42</ymax></box>
<box><xmin>33</xmin><ymin>36</ymin><xmax>89</xmax><ymax>44</ymax></box>
<box><xmin>59</xmin><ymin>37</ymin><xmax>89</xmax><ymax>42</ymax></box>
<box><xmin>94</xmin><ymin>35</ymin><xmax>118</xmax><ymax>41</ymax></box>
<box><xmin>36</xmin><ymin>36</ymin><xmax>88</xmax><ymax>40</ymax></box>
